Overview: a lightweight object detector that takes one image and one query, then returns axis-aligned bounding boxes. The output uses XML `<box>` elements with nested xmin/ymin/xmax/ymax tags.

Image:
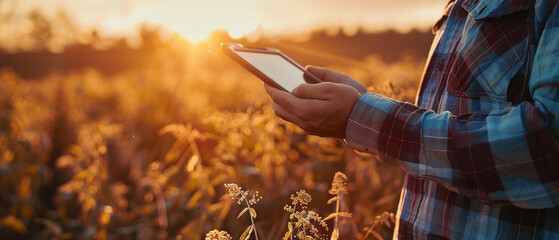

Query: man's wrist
<box><xmin>343</xmin><ymin>92</ymin><xmax>387</xmax><ymax>153</ymax></box>
<box><xmin>343</xmin><ymin>92</ymin><xmax>370</xmax><ymax>148</ymax></box>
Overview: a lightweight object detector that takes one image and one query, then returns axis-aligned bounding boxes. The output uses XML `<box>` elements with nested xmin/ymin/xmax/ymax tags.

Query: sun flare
<box><xmin>128</xmin><ymin>0</ymin><xmax>260</xmax><ymax>43</ymax></box>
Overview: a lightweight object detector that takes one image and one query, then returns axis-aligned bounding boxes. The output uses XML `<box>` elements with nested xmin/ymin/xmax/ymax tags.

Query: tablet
<box><xmin>221</xmin><ymin>43</ymin><xmax>322</xmax><ymax>93</ymax></box>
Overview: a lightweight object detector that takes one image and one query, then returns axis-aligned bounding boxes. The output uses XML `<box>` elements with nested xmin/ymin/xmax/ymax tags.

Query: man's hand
<box><xmin>264</xmin><ymin>66</ymin><xmax>365</xmax><ymax>138</ymax></box>
<box><xmin>306</xmin><ymin>66</ymin><xmax>367</xmax><ymax>94</ymax></box>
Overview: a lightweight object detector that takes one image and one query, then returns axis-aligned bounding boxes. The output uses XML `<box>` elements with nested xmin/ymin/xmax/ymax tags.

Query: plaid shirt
<box><xmin>345</xmin><ymin>0</ymin><xmax>559</xmax><ymax>238</ymax></box>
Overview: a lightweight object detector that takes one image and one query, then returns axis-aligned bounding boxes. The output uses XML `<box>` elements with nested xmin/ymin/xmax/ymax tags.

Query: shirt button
<box><xmin>457</xmin><ymin>7</ymin><xmax>468</xmax><ymax>17</ymax></box>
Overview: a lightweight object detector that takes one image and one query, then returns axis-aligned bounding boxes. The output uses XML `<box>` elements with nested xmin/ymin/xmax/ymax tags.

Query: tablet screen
<box><xmin>235</xmin><ymin>51</ymin><xmax>306</xmax><ymax>93</ymax></box>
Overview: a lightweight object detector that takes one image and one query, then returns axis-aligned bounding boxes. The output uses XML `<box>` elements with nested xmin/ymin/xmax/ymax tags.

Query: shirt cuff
<box><xmin>344</xmin><ymin>92</ymin><xmax>399</xmax><ymax>155</ymax></box>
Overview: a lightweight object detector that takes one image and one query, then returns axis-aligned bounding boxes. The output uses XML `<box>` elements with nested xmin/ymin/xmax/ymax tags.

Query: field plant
<box><xmin>323</xmin><ymin>172</ymin><xmax>352</xmax><ymax>240</ymax></box>
<box><xmin>210</xmin><ymin>172</ymin><xmax>396</xmax><ymax>240</ymax></box>
<box><xmin>283</xmin><ymin>189</ymin><xmax>328</xmax><ymax>240</ymax></box>
<box><xmin>224</xmin><ymin>183</ymin><xmax>262</xmax><ymax>240</ymax></box>
<box><xmin>0</xmin><ymin>38</ymin><xmax>423</xmax><ymax>239</ymax></box>
<box><xmin>362</xmin><ymin>212</ymin><xmax>396</xmax><ymax>240</ymax></box>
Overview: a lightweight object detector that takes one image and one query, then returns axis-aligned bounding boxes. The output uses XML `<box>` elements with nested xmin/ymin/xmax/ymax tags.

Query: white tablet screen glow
<box><xmin>236</xmin><ymin>51</ymin><xmax>306</xmax><ymax>92</ymax></box>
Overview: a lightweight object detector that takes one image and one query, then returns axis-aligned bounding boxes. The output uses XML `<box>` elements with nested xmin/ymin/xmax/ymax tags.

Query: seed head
<box><xmin>224</xmin><ymin>183</ymin><xmax>248</xmax><ymax>204</ymax></box>
<box><xmin>329</xmin><ymin>172</ymin><xmax>348</xmax><ymax>195</ymax></box>
<box><xmin>291</xmin><ymin>190</ymin><xmax>312</xmax><ymax>206</ymax></box>
<box><xmin>205</xmin><ymin>229</ymin><xmax>232</xmax><ymax>240</ymax></box>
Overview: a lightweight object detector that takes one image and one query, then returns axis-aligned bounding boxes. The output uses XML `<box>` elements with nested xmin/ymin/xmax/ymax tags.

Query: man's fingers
<box><xmin>272</xmin><ymin>101</ymin><xmax>306</xmax><ymax>127</ymax></box>
<box><xmin>271</xmin><ymin>101</ymin><xmax>292</xmax><ymax>121</ymax></box>
<box><xmin>264</xmin><ymin>84</ymin><xmax>291</xmax><ymax>106</ymax></box>
<box><xmin>305</xmin><ymin>65</ymin><xmax>327</xmax><ymax>80</ymax></box>
<box><xmin>293</xmin><ymin>82</ymin><xmax>358</xmax><ymax>101</ymax></box>
<box><xmin>263</xmin><ymin>83</ymin><xmax>282</xmax><ymax>99</ymax></box>
<box><xmin>292</xmin><ymin>83</ymin><xmax>330</xmax><ymax>100</ymax></box>
<box><xmin>306</xmin><ymin>65</ymin><xmax>344</xmax><ymax>83</ymax></box>
<box><xmin>306</xmin><ymin>66</ymin><xmax>367</xmax><ymax>94</ymax></box>
<box><xmin>264</xmin><ymin>83</ymin><xmax>307</xmax><ymax>113</ymax></box>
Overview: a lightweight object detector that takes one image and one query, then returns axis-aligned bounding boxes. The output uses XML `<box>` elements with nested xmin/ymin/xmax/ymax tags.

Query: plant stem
<box><xmin>291</xmin><ymin>203</ymin><xmax>296</xmax><ymax>240</ymax></box>
<box><xmin>334</xmin><ymin>192</ymin><xmax>340</xmax><ymax>236</ymax></box>
<box><xmin>361</xmin><ymin>222</ymin><xmax>379</xmax><ymax>240</ymax></box>
<box><xmin>244</xmin><ymin>198</ymin><xmax>259</xmax><ymax>240</ymax></box>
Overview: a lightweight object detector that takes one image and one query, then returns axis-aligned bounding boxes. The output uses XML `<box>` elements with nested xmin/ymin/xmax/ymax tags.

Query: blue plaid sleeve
<box><xmin>345</xmin><ymin>2</ymin><xmax>559</xmax><ymax>209</ymax></box>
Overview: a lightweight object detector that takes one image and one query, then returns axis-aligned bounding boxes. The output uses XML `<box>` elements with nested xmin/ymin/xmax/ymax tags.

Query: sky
<box><xmin>0</xmin><ymin>0</ymin><xmax>446</xmax><ymax>47</ymax></box>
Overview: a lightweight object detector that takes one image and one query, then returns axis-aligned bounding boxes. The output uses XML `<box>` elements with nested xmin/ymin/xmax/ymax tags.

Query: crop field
<box><xmin>0</xmin><ymin>38</ymin><xmax>425</xmax><ymax>239</ymax></box>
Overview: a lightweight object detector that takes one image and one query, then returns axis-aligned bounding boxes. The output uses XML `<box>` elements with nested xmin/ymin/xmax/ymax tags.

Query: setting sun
<box><xmin>128</xmin><ymin>0</ymin><xmax>261</xmax><ymax>43</ymax></box>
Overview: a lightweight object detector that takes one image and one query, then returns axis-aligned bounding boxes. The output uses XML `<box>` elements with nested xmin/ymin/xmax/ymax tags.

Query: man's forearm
<box><xmin>345</xmin><ymin>92</ymin><xmax>559</xmax><ymax>208</ymax></box>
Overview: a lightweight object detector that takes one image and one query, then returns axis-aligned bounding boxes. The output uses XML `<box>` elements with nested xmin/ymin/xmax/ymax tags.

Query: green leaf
<box><xmin>239</xmin><ymin>225</ymin><xmax>253</xmax><ymax>240</ymax></box>
<box><xmin>237</xmin><ymin>207</ymin><xmax>249</xmax><ymax>219</ymax></box>
<box><xmin>250</xmin><ymin>208</ymin><xmax>257</xmax><ymax>218</ymax></box>
<box><xmin>324</xmin><ymin>212</ymin><xmax>352</xmax><ymax>222</ymax></box>
<box><xmin>327</xmin><ymin>196</ymin><xmax>339</xmax><ymax>205</ymax></box>
<box><xmin>330</xmin><ymin>228</ymin><xmax>339</xmax><ymax>240</ymax></box>
<box><xmin>283</xmin><ymin>231</ymin><xmax>291</xmax><ymax>240</ymax></box>
<box><xmin>323</xmin><ymin>213</ymin><xmax>337</xmax><ymax>222</ymax></box>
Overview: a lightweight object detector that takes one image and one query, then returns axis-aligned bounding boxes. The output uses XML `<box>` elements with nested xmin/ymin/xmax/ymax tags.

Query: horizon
<box><xmin>0</xmin><ymin>0</ymin><xmax>446</xmax><ymax>51</ymax></box>
<box><xmin>0</xmin><ymin>23</ymin><xmax>435</xmax><ymax>54</ymax></box>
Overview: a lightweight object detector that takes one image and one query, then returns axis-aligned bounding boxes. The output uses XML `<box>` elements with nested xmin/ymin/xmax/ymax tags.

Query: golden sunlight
<box><xmin>83</xmin><ymin>0</ymin><xmax>444</xmax><ymax>44</ymax></box>
<box><xmin>0</xmin><ymin>1</ymin><xmax>446</xmax><ymax>239</ymax></box>
<box><xmin>0</xmin><ymin>0</ymin><xmax>445</xmax><ymax>49</ymax></box>
<box><xmin>129</xmin><ymin>0</ymin><xmax>260</xmax><ymax>43</ymax></box>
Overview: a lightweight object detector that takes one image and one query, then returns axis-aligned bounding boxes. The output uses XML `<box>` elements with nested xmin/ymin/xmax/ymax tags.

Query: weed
<box><xmin>361</xmin><ymin>212</ymin><xmax>396</xmax><ymax>240</ymax></box>
<box><xmin>224</xmin><ymin>183</ymin><xmax>262</xmax><ymax>240</ymax></box>
<box><xmin>323</xmin><ymin>172</ymin><xmax>352</xmax><ymax>240</ymax></box>
<box><xmin>283</xmin><ymin>190</ymin><xmax>328</xmax><ymax>240</ymax></box>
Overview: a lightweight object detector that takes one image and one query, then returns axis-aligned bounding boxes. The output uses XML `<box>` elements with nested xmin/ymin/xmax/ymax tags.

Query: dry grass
<box><xmin>0</xmin><ymin>43</ymin><xmax>424</xmax><ymax>239</ymax></box>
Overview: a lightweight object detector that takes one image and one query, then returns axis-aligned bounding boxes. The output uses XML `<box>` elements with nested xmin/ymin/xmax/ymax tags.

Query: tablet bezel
<box><xmin>221</xmin><ymin>43</ymin><xmax>322</xmax><ymax>92</ymax></box>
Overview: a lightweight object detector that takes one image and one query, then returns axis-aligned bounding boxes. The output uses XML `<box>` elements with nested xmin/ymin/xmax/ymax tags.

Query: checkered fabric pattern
<box><xmin>344</xmin><ymin>0</ymin><xmax>559</xmax><ymax>238</ymax></box>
